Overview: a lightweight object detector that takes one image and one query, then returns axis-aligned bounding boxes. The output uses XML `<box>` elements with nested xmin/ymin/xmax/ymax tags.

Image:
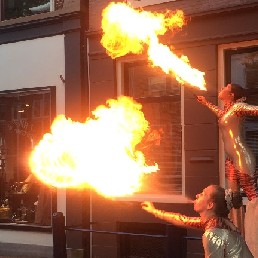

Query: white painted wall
<box><xmin>0</xmin><ymin>35</ymin><xmax>65</xmax><ymax>115</ymax></box>
<box><xmin>0</xmin><ymin>35</ymin><xmax>67</xmax><ymax>244</ymax></box>
<box><xmin>0</xmin><ymin>229</ymin><xmax>52</xmax><ymax>246</ymax></box>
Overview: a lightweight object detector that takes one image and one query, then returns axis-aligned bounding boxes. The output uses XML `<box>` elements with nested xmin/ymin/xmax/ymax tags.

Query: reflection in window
<box><xmin>0</xmin><ymin>87</ymin><xmax>55</xmax><ymax>225</ymax></box>
<box><xmin>124</xmin><ymin>61</ymin><xmax>182</xmax><ymax>195</ymax></box>
<box><xmin>1</xmin><ymin>0</ymin><xmax>64</xmax><ymax>20</ymax></box>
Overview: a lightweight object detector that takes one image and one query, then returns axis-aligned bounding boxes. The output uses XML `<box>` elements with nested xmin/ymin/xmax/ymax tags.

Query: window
<box><xmin>0</xmin><ymin>0</ymin><xmax>64</xmax><ymax>21</ymax></box>
<box><xmin>121</xmin><ymin>60</ymin><xmax>183</xmax><ymax>196</ymax></box>
<box><xmin>0</xmin><ymin>87</ymin><xmax>56</xmax><ymax>226</ymax></box>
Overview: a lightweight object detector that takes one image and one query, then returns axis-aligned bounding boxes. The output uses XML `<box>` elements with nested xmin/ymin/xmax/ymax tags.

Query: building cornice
<box><xmin>0</xmin><ymin>11</ymin><xmax>82</xmax><ymax>33</ymax></box>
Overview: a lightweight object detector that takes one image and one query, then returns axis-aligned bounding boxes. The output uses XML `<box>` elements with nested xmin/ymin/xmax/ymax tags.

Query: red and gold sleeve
<box><xmin>153</xmin><ymin>209</ymin><xmax>203</xmax><ymax>229</ymax></box>
<box><xmin>201</xmin><ymin>100</ymin><xmax>224</xmax><ymax>118</ymax></box>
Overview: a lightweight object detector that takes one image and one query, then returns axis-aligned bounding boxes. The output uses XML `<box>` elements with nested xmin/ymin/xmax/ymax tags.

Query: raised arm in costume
<box><xmin>141</xmin><ymin>201</ymin><xmax>202</xmax><ymax>229</ymax></box>
<box><xmin>141</xmin><ymin>201</ymin><xmax>240</xmax><ymax>232</ymax></box>
<box><xmin>196</xmin><ymin>96</ymin><xmax>224</xmax><ymax>118</ymax></box>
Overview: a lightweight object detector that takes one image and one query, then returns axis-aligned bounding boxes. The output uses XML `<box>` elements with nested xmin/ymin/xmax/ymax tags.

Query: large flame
<box><xmin>101</xmin><ymin>2</ymin><xmax>206</xmax><ymax>90</ymax></box>
<box><xmin>29</xmin><ymin>96</ymin><xmax>158</xmax><ymax>198</ymax></box>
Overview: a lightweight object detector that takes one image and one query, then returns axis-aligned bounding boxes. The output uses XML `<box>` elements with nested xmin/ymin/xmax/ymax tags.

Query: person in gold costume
<box><xmin>142</xmin><ymin>185</ymin><xmax>253</xmax><ymax>258</ymax></box>
<box><xmin>197</xmin><ymin>83</ymin><xmax>258</xmax><ymax>257</ymax></box>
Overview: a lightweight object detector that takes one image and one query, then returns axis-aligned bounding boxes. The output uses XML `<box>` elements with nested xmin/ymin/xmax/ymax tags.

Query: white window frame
<box><xmin>50</xmin><ymin>0</ymin><xmax>55</xmax><ymax>11</ymax></box>
<box><xmin>115</xmin><ymin>55</ymin><xmax>188</xmax><ymax>204</ymax></box>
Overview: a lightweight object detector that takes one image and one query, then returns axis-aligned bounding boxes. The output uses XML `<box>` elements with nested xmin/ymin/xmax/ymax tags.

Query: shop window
<box><xmin>123</xmin><ymin>60</ymin><xmax>183</xmax><ymax>195</ymax></box>
<box><xmin>0</xmin><ymin>0</ymin><xmax>64</xmax><ymax>21</ymax></box>
<box><xmin>0</xmin><ymin>87</ymin><xmax>56</xmax><ymax>226</ymax></box>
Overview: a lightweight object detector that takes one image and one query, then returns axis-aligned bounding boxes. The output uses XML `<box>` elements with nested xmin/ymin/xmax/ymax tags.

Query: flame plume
<box><xmin>29</xmin><ymin>96</ymin><xmax>158</xmax><ymax>198</ymax></box>
<box><xmin>101</xmin><ymin>2</ymin><xmax>206</xmax><ymax>90</ymax></box>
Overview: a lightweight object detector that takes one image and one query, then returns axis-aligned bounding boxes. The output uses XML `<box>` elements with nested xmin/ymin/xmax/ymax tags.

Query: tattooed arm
<box><xmin>197</xmin><ymin>96</ymin><xmax>224</xmax><ymax>118</ymax></box>
<box><xmin>141</xmin><ymin>201</ymin><xmax>202</xmax><ymax>229</ymax></box>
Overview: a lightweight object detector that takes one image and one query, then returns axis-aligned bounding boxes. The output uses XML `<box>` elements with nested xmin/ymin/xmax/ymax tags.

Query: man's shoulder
<box><xmin>203</xmin><ymin>228</ymin><xmax>226</xmax><ymax>248</ymax></box>
<box><xmin>232</xmin><ymin>102</ymin><xmax>248</xmax><ymax>109</ymax></box>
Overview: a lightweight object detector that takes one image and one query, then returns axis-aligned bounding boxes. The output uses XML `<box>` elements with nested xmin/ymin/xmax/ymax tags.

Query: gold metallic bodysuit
<box><xmin>202</xmin><ymin>100</ymin><xmax>258</xmax><ymax>200</ymax></box>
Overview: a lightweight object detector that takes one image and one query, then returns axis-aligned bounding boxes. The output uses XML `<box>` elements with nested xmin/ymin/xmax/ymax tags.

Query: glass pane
<box><xmin>127</xmin><ymin>64</ymin><xmax>180</xmax><ymax>98</ymax></box>
<box><xmin>0</xmin><ymin>89</ymin><xmax>53</xmax><ymax>225</ymax></box>
<box><xmin>141</xmin><ymin>102</ymin><xmax>182</xmax><ymax>195</ymax></box>
<box><xmin>125</xmin><ymin>62</ymin><xmax>182</xmax><ymax>195</ymax></box>
<box><xmin>3</xmin><ymin>0</ymin><xmax>50</xmax><ymax>20</ymax></box>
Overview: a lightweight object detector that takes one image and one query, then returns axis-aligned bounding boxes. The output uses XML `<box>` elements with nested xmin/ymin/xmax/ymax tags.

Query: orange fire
<box><xmin>29</xmin><ymin>96</ymin><xmax>158</xmax><ymax>198</ymax></box>
<box><xmin>101</xmin><ymin>2</ymin><xmax>206</xmax><ymax>90</ymax></box>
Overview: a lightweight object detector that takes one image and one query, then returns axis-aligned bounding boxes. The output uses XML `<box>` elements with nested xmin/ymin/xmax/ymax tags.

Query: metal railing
<box><xmin>52</xmin><ymin>212</ymin><xmax>201</xmax><ymax>258</ymax></box>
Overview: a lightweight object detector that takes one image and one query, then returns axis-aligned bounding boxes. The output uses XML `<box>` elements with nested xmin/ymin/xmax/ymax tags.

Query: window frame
<box><xmin>115</xmin><ymin>55</ymin><xmax>187</xmax><ymax>203</ymax></box>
